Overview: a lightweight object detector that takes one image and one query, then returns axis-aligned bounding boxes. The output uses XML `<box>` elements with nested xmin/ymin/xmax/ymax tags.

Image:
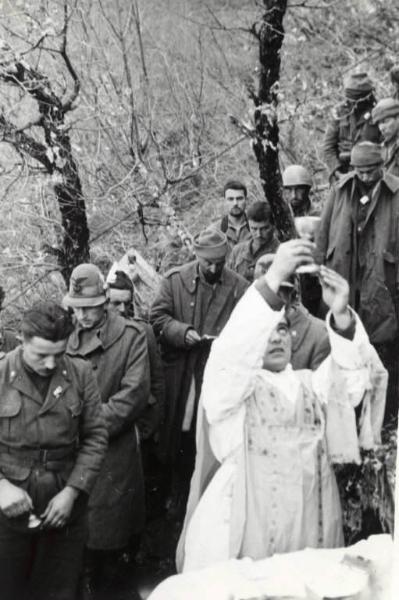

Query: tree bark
<box><xmin>0</xmin><ymin>60</ymin><xmax>89</xmax><ymax>282</ymax></box>
<box><xmin>252</xmin><ymin>0</ymin><xmax>296</xmax><ymax>241</ymax></box>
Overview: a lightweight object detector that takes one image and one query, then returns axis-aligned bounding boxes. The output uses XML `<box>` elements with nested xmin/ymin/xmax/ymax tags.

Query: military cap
<box><xmin>344</xmin><ymin>72</ymin><xmax>373</xmax><ymax>95</ymax></box>
<box><xmin>350</xmin><ymin>141</ymin><xmax>383</xmax><ymax>167</ymax></box>
<box><xmin>193</xmin><ymin>228</ymin><xmax>228</xmax><ymax>260</ymax></box>
<box><xmin>372</xmin><ymin>98</ymin><xmax>399</xmax><ymax>124</ymax></box>
<box><xmin>64</xmin><ymin>263</ymin><xmax>107</xmax><ymax>308</ymax></box>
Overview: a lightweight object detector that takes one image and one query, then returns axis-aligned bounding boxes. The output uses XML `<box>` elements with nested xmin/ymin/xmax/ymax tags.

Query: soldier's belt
<box><xmin>0</xmin><ymin>444</ymin><xmax>76</xmax><ymax>470</ymax></box>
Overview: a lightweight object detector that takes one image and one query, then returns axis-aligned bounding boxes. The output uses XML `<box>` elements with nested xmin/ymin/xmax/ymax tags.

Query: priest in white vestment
<box><xmin>178</xmin><ymin>239</ymin><xmax>387</xmax><ymax>573</ymax></box>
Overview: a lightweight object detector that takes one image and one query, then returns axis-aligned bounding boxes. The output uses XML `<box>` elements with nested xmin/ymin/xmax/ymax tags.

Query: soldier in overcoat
<box><xmin>316</xmin><ymin>141</ymin><xmax>399</xmax><ymax>421</ymax></box>
<box><xmin>64</xmin><ymin>264</ymin><xmax>150</xmax><ymax>594</ymax></box>
<box><xmin>150</xmin><ymin>229</ymin><xmax>248</xmax><ymax>512</ymax></box>
<box><xmin>323</xmin><ymin>73</ymin><xmax>380</xmax><ymax>180</ymax></box>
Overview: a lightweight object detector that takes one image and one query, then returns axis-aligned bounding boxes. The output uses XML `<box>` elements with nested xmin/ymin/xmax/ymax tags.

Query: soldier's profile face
<box><xmin>73</xmin><ymin>304</ymin><xmax>106</xmax><ymax>329</ymax></box>
<box><xmin>22</xmin><ymin>336</ymin><xmax>67</xmax><ymax>376</ymax></box>
<box><xmin>378</xmin><ymin>115</ymin><xmax>399</xmax><ymax>143</ymax></box>
<box><xmin>197</xmin><ymin>256</ymin><xmax>226</xmax><ymax>284</ymax></box>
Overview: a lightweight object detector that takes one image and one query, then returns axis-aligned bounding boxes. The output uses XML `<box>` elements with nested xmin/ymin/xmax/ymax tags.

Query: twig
<box><xmin>166</xmin><ymin>134</ymin><xmax>248</xmax><ymax>185</ymax></box>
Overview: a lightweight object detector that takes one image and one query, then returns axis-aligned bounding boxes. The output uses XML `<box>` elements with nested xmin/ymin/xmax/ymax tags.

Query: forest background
<box><xmin>0</xmin><ymin>0</ymin><xmax>398</xmax><ymax>325</ymax></box>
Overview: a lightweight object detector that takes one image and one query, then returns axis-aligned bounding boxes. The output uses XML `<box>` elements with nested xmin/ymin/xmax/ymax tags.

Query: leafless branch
<box><xmin>60</xmin><ymin>0</ymin><xmax>81</xmax><ymax>111</ymax></box>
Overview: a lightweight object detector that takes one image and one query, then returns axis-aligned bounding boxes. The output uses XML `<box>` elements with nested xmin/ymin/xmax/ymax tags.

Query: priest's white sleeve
<box><xmin>312</xmin><ymin>309</ymin><xmax>387</xmax><ymax>464</ymax></box>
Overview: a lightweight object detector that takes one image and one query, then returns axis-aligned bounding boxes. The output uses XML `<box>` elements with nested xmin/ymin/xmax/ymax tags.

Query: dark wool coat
<box><xmin>67</xmin><ymin>311</ymin><xmax>150</xmax><ymax>550</ymax></box>
<box><xmin>149</xmin><ymin>261</ymin><xmax>248</xmax><ymax>463</ymax></box>
<box><xmin>288</xmin><ymin>303</ymin><xmax>330</xmax><ymax>370</ymax></box>
<box><xmin>383</xmin><ymin>139</ymin><xmax>399</xmax><ymax>177</ymax></box>
<box><xmin>136</xmin><ymin>320</ymin><xmax>165</xmax><ymax>441</ymax></box>
<box><xmin>0</xmin><ymin>348</ymin><xmax>107</xmax><ymax>517</ymax></box>
<box><xmin>316</xmin><ymin>171</ymin><xmax>399</xmax><ymax>344</ymax></box>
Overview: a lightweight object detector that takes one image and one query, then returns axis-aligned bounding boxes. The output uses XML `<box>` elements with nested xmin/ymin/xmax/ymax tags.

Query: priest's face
<box><xmin>262</xmin><ymin>319</ymin><xmax>292</xmax><ymax>372</ymax></box>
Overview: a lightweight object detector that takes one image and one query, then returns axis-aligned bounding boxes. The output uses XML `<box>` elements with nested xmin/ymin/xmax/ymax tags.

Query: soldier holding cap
<box><xmin>150</xmin><ymin>229</ymin><xmax>248</xmax><ymax>514</ymax></box>
<box><xmin>0</xmin><ymin>302</ymin><xmax>107</xmax><ymax>600</ymax></box>
<box><xmin>322</xmin><ymin>72</ymin><xmax>381</xmax><ymax>180</ymax></box>
<box><xmin>317</xmin><ymin>141</ymin><xmax>399</xmax><ymax>422</ymax></box>
<box><xmin>372</xmin><ymin>98</ymin><xmax>399</xmax><ymax>176</ymax></box>
<box><xmin>64</xmin><ymin>263</ymin><xmax>150</xmax><ymax>596</ymax></box>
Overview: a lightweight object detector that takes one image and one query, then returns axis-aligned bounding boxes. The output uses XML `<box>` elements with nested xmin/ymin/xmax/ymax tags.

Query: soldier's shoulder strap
<box><xmin>124</xmin><ymin>318</ymin><xmax>147</xmax><ymax>334</ymax></box>
<box><xmin>220</xmin><ymin>214</ymin><xmax>229</xmax><ymax>233</ymax></box>
<box><xmin>164</xmin><ymin>266</ymin><xmax>182</xmax><ymax>278</ymax></box>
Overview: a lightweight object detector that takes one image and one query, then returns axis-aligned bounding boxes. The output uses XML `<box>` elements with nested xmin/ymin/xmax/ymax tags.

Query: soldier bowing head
<box><xmin>22</xmin><ymin>303</ymin><xmax>74</xmax><ymax>376</ymax></box>
<box><xmin>64</xmin><ymin>263</ymin><xmax>107</xmax><ymax>329</ymax></box>
<box><xmin>193</xmin><ymin>229</ymin><xmax>228</xmax><ymax>284</ymax></box>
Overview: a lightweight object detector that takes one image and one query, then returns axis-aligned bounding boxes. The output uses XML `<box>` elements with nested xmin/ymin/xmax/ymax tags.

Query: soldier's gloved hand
<box><xmin>41</xmin><ymin>486</ymin><xmax>79</xmax><ymax>529</ymax></box>
<box><xmin>184</xmin><ymin>328</ymin><xmax>201</xmax><ymax>347</ymax></box>
<box><xmin>0</xmin><ymin>479</ymin><xmax>33</xmax><ymax>518</ymax></box>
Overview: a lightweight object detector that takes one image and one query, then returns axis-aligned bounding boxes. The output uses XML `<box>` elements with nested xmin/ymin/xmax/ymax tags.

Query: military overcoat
<box><xmin>150</xmin><ymin>261</ymin><xmax>248</xmax><ymax>462</ymax></box>
<box><xmin>67</xmin><ymin>310</ymin><xmax>150</xmax><ymax>550</ymax></box>
<box><xmin>322</xmin><ymin>102</ymin><xmax>381</xmax><ymax>176</ymax></box>
<box><xmin>383</xmin><ymin>139</ymin><xmax>399</xmax><ymax>177</ymax></box>
<box><xmin>316</xmin><ymin>171</ymin><xmax>399</xmax><ymax>344</ymax></box>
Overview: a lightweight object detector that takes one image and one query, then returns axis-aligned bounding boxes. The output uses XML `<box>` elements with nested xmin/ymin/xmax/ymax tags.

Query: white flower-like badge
<box><xmin>53</xmin><ymin>386</ymin><xmax>63</xmax><ymax>398</ymax></box>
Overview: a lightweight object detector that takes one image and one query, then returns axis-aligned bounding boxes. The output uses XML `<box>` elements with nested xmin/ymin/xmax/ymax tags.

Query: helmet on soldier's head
<box><xmin>63</xmin><ymin>264</ymin><xmax>107</xmax><ymax>308</ymax></box>
<box><xmin>343</xmin><ymin>72</ymin><xmax>374</xmax><ymax>97</ymax></box>
<box><xmin>282</xmin><ymin>165</ymin><xmax>312</xmax><ymax>188</ymax></box>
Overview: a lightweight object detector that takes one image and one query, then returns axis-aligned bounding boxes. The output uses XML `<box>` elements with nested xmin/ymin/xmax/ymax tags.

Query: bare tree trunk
<box><xmin>54</xmin><ymin>154</ymin><xmax>90</xmax><ymax>282</ymax></box>
<box><xmin>0</xmin><ymin>102</ymin><xmax>89</xmax><ymax>283</ymax></box>
<box><xmin>0</xmin><ymin>5</ymin><xmax>89</xmax><ymax>283</ymax></box>
<box><xmin>252</xmin><ymin>0</ymin><xmax>295</xmax><ymax>241</ymax></box>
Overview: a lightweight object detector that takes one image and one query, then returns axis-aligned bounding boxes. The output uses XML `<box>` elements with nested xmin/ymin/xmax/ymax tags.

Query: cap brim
<box><xmin>350</xmin><ymin>161</ymin><xmax>383</xmax><ymax>168</ymax></box>
<box><xmin>63</xmin><ymin>294</ymin><xmax>107</xmax><ymax>308</ymax></box>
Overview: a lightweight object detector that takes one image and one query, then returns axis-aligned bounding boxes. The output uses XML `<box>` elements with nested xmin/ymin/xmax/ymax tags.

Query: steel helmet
<box><xmin>282</xmin><ymin>165</ymin><xmax>312</xmax><ymax>187</ymax></box>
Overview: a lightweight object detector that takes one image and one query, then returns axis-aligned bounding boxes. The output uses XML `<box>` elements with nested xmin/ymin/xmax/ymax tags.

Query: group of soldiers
<box><xmin>0</xmin><ymin>67</ymin><xmax>399</xmax><ymax>600</ymax></box>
